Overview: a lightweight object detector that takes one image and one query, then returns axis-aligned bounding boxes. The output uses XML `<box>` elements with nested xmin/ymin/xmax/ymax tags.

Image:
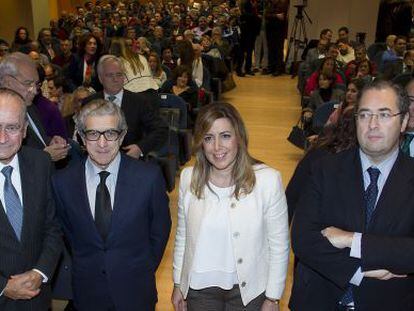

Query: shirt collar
<box><xmin>86</xmin><ymin>152</ymin><xmax>121</xmax><ymax>178</ymax></box>
<box><xmin>359</xmin><ymin>147</ymin><xmax>399</xmax><ymax>174</ymax></box>
<box><xmin>104</xmin><ymin>89</ymin><xmax>123</xmax><ymax>101</ymax></box>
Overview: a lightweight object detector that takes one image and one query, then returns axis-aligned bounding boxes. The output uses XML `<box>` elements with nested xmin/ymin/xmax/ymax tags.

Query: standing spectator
<box><xmin>265</xmin><ymin>0</ymin><xmax>289</xmax><ymax>76</ymax></box>
<box><xmin>67</xmin><ymin>34</ymin><xmax>103</xmax><ymax>92</ymax></box>
<box><xmin>37</xmin><ymin>28</ymin><xmax>60</xmax><ymax>61</ymax></box>
<box><xmin>11</xmin><ymin>27</ymin><xmax>31</xmax><ymax>52</ymax></box>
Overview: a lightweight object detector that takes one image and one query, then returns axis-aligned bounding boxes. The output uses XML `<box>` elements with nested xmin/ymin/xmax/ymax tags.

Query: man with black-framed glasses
<box><xmin>83</xmin><ymin>55</ymin><xmax>168</xmax><ymax>159</ymax></box>
<box><xmin>290</xmin><ymin>80</ymin><xmax>414</xmax><ymax>310</ymax></box>
<box><xmin>52</xmin><ymin>99</ymin><xmax>171</xmax><ymax>311</ymax></box>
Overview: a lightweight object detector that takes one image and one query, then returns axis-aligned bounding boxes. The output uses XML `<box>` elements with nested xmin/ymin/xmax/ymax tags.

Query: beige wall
<box><xmin>0</xmin><ymin>0</ymin><xmax>34</xmax><ymax>43</ymax></box>
<box><xmin>288</xmin><ymin>0</ymin><xmax>381</xmax><ymax>45</ymax></box>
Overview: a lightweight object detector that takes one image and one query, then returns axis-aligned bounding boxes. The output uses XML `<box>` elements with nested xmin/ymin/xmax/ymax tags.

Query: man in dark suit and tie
<box><xmin>380</xmin><ymin>49</ymin><xmax>414</xmax><ymax>81</ymax></box>
<box><xmin>83</xmin><ymin>55</ymin><xmax>168</xmax><ymax>159</ymax></box>
<box><xmin>401</xmin><ymin>79</ymin><xmax>414</xmax><ymax>157</ymax></box>
<box><xmin>52</xmin><ymin>99</ymin><xmax>171</xmax><ymax>310</ymax></box>
<box><xmin>0</xmin><ymin>88</ymin><xmax>62</xmax><ymax>310</ymax></box>
<box><xmin>0</xmin><ymin>52</ymin><xmax>70</xmax><ymax>162</ymax></box>
<box><xmin>290</xmin><ymin>80</ymin><xmax>414</xmax><ymax>310</ymax></box>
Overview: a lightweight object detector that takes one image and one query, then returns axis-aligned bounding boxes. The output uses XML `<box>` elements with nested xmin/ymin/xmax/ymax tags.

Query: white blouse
<box><xmin>122</xmin><ymin>56</ymin><xmax>159</xmax><ymax>92</ymax></box>
<box><xmin>189</xmin><ymin>183</ymin><xmax>239</xmax><ymax>290</ymax></box>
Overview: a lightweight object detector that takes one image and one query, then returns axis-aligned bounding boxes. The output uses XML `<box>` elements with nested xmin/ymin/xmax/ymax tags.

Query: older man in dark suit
<box><xmin>83</xmin><ymin>55</ymin><xmax>168</xmax><ymax>159</ymax></box>
<box><xmin>0</xmin><ymin>88</ymin><xmax>62</xmax><ymax>310</ymax></box>
<box><xmin>52</xmin><ymin>99</ymin><xmax>171</xmax><ymax>310</ymax></box>
<box><xmin>290</xmin><ymin>80</ymin><xmax>414</xmax><ymax>310</ymax></box>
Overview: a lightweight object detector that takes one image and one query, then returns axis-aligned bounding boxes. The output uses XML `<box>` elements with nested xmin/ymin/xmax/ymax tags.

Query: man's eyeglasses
<box><xmin>6</xmin><ymin>74</ymin><xmax>40</xmax><ymax>90</ymax></box>
<box><xmin>82</xmin><ymin>129</ymin><xmax>124</xmax><ymax>141</ymax></box>
<box><xmin>0</xmin><ymin>124</ymin><xmax>23</xmax><ymax>135</ymax></box>
<box><xmin>355</xmin><ymin>111</ymin><xmax>403</xmax><ymax>123</ymax></box>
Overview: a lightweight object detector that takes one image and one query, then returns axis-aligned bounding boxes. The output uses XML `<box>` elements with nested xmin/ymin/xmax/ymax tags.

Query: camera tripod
<box><xmin>286</xmin><ymin>4</ymin><xmax>312</xmax><ymax>77</ymax></box>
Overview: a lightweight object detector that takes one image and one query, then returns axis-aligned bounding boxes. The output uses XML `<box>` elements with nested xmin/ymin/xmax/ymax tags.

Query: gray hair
<box><xmin>0</xmin><ymin>52</ymin><xmax>36</xmax><ymax>88</ymax></box>
<box><xmin>97</xmin><ymin>54</ymin><xmax>124</xmax><ymax>77</ymax></box>
<box><xmin>75</xmin><ymin>99</ymin><xmax>127</xmax><ymax>134</ymax></box>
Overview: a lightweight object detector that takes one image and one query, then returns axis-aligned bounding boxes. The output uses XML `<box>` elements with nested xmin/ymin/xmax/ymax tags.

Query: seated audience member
<box><xmin>286</xmin><ymin>105</ymin><xmax>357</xmax><ymax>222</ymax></box>
<box><xmin>67</xmin><ymin>33</ymin><xmax>103</xmax><ymax>92</ymax></box>
<box><xmin>37</xmin><ymin>27</ymin><xmax>60</xmax><ymax>61</ymax></box>
<box><xmin>48</xmin><ymin>74</ymin><xmax>72</xmax><ymax>112</ymax></box>
<box><xmin>0</xmin><ymin>39</ymin><xmax>10</xmax><ymax>61</ymax></box>
<box><xmin>305</xmin><ymin>57</ymin><xmax>344</xmax><ymax>96</ymax></box>
<box><xmin>327</xmin><ymin>77</ymin><xmax>366</xmax><ymax>125</ymax></box>
<box><xmin>192</xmin><ymin>16</ymin><xmax>212</xmax><ymax>41</ymax></box>
<box><xmin>183</xmin><ymin>29</ymin><xmax>195</xmax><ymax>43</ymax></box>
<box><xmin>345</xmin><ymin>44</ymin><xmax>375</xmax><ymax>80</ymax></box>
<box><xmin>303</xmin><ymin>72</ymin><xmax>345</xmax><ymax>117</ymax></box>
<box><xmin>337</xmin><ymin>26</ymin><xmax>357</xmax><ymax>48</ymax></box>
<box><xmin>381</xmin><ymin>49</ymin><xmax>414</xmax><ymax>80</ymax></box>
<box><xmin>84</xmin><ymin>55</ymin><xmax>168</xmax><ymax>158</ymax></box>
<box><xmin>63</xmin><ymin>86</ymin><xmax>94</xmax><ymax>138</ymax></box>
<box><xmin>11</xmin><ymin>26</ymin><xmax>32</xmax><ymax>52</ymax></box>
<box><xmin>150</xmin><ymin>26</ymin><xmax>171</xmax><ymax>57</ymax></box>
<box><xmin>160</xmin><ymin>65</ymin><xmax>198</xmax><ymax>121</ymax></box>
<box><xmin>311</xmin><ymin>43</ymin><xmax>344</xmax><ymax>74</ymax></box>
<box><xmin>337</xmin><ymin>39</ymin><xmax>355</xmax><ymax>65</ymax></box>
<box><xmin>161</xmin><ymin>46</ymin><xmax>177</xmax><ymax>71</ymax></box>
<box><xmin>149</xmin><ymin>52</ymin><xmax>167</xmax><ymax>88</ymax></box>
<box><xmin>52</xmin><ymin>38</ymin><xmax>74</xmax><ymax>70</ymax></box>
<box><xmin>380</xmin><ymin>35</ymin><xmax>407</xmax><ymax>71</ymax></box>
<box><xmin>211</xmin><ymin>26</ymin><xmax>231</xmax><ymax>59</ymax></box>
<box><xmin>109</xmin><ymin>38</ymin><xmax>159</xmax><ymax>93</ymax></box>
<box><xmin>137</xmin><ymin>36</ymin><xmax>152</xmax><ymax>58</ymax></box>
<box><xmin>354</xmin><ymin>59</ymin><xmax>375</xmax><ymax>82</ymax></box>
<box><xmin>385</xmin><ymin>34</ymin><xmax>397</xmax><ymax>52</ymax></box>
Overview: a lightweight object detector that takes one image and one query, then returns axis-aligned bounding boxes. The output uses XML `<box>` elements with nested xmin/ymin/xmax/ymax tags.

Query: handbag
<box><xmin>287</xmin><ymin>116</ymin><xmax>308</xmax><ymax>150</ymax></box>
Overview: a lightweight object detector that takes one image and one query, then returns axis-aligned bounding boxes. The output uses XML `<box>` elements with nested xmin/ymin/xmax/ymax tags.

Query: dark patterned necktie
<box><xmin>95</xmin><ymin>171</ymin><xmax>112</xmax><ymax>241</ymax></box>
<box><xmin>340</xmin><ymin>167</ymin><xmax>380</xmax><ymax>306</ymax></box>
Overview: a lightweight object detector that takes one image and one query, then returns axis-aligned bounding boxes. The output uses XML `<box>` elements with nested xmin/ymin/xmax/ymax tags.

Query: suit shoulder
<box><xmin>254</xmin><ymin>163</ymin><xmax>283</xmax><ymax>185</ymax></box>
<box><xmin>121</xmin><ymin>155</ymin><xmax>161</xmax><ymax>177</ymax></box>
<box><xmin>20</xmin><ymin>146</ymin><xmax>51</xmax><ymax>164</ymax></box>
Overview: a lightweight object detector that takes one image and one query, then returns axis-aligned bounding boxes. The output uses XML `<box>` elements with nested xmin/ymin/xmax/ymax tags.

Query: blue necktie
<box><xmin>2</xmin><ymin>166</ymin><xmax>23</xmax><ymax>240</ymax></box>
<box><xmin>340</xmin><ymin>167</ymin><xmax>381</xmax><ymax>306</ymax></box>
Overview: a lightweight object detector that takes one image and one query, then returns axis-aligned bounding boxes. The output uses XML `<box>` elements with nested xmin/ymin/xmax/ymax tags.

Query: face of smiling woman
<box><xmin>202</xmin><ymin>117</ymin><xmax>238</xmax><ymax>174</ymax></box>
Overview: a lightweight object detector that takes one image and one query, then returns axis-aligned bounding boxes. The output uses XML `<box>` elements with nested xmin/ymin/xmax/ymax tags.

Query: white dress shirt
<box><xmin>85</xmin><ymin>153</ymin><xmax>121</xmax><ymax>218</ymax></box>
<box><xmin>104</xmin><ymin>89</ymin><xmax>124</xmax><ymax>107</ymax></box>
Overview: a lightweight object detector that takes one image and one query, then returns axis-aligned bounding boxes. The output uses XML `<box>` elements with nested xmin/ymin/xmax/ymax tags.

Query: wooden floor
<box><xmin>53</xmin><ymin>73</ymin><xmax>303</xmax><ymax>310</ymax></box>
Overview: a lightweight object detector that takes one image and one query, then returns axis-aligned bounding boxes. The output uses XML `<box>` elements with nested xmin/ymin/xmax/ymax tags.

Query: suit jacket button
<box><xmin>237</xmin><ymin>258</ymin><xmax>243</xmax><ymax>264</ymax></box>
<box><xmin>233</xmin><ymin>232</ymin><xmax>240</xmax><ymax>238</ymax></box>
<box><xmin>241</xmin><ymin>281</ymin><xmax>246</xmax><ymax>287</ymax></box>
<box><xmin>230</xmin><ymin>203</ymin><xmax>236</xmax><ymax>209</ymax></box>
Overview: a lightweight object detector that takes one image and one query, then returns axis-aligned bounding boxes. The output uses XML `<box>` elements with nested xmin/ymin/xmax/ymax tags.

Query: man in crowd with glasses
<box><xmin>0</xmin><ymin>52</ymin><xmax>69</xmax><ymax>162</ymax></box>
<box><xmin>290</xmin><ymin>80</ymin><xmax>414</xmax><ymax>310</ymax></box>
<box><xmin>83</xmin><ymin>55</ymin><xmax>168</xmax><ymax>159</ymax></box>
<box><xmin>52</xmin><ymin>99</ymin><xmax>171</xmax><ymax>311</ymax></box>
<box><xmin>0</xmin><ymin>88</ymin><xmax>62</xmax><ymax>310</ymax></box>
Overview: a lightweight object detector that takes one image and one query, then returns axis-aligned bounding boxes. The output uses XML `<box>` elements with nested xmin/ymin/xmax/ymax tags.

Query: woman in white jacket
<box><xmin>172</xmin><ymin>103</ymin><xmax>290</xmax><ymax>311</ymax></box>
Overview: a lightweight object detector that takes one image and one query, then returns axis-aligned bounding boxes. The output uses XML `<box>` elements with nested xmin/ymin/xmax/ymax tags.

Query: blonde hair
<box><xmin>109</xmin><ymin>37</ymin><xmax>144</xmax><ymax>75</ymax></box>
<box><xmin>191</xmin><ymin>102</ymin><xmax>261</xmax><ymax>200</ymax></box>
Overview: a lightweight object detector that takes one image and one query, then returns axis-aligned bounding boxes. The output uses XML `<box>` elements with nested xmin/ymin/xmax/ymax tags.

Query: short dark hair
<box><xmin>338</xmin><ymin>26</ymin><xmax>349</xmax><ymax>34</ymax></box>
<box><xmin>356</xmin><ymin>80</ymin><xmax>409</xmax><ymax>119</ymax></box>
<box><xmin>320</xmin><ymin>28</ymin><xmax>332</xmax><ymax>38</ymax></box>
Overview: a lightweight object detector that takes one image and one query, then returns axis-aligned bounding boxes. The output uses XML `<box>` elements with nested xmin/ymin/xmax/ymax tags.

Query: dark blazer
<box><xmin>67</xmin><ymin>54</ymin><xmax>102</xmax><ymax>92</ymax></box>
<box><xmin>379</xmin><ymin>59</ymin><xmax>410</xmax><ymax>81</ymax></box>
<box><xmin>84</xmin><ymin>89</ymin><xmax>168</xmax><ymax>155</ymax></box>
<box><xmin>0</xmin><ymin>147</ymin><xmax>62</xmax><ymax>311</ymax></box>
<box><xmin>289</xmin><ymin>148</ymin><xmax>414</xmax><ymax>310</ymax></box>
<box><xmin>52</xmin><ymin>154</ymin><xmax>171</xmax><ymax>311</ymax></box>
<box><xmin>24</xmin><ymin>104</ymin><xmax>51</xmax><ymax>150</ymax></box>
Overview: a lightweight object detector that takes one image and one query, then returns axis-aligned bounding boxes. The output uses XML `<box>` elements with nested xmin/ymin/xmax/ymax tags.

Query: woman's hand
<box><xmin>171</xmin><ymin>287</ymin><xmax>187</xmax><ymax>311</ymax></box>
<box><xmin>260</xmin><ymin>298</ymin><xmax>280</xmax><ymax>311</ymax></box>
